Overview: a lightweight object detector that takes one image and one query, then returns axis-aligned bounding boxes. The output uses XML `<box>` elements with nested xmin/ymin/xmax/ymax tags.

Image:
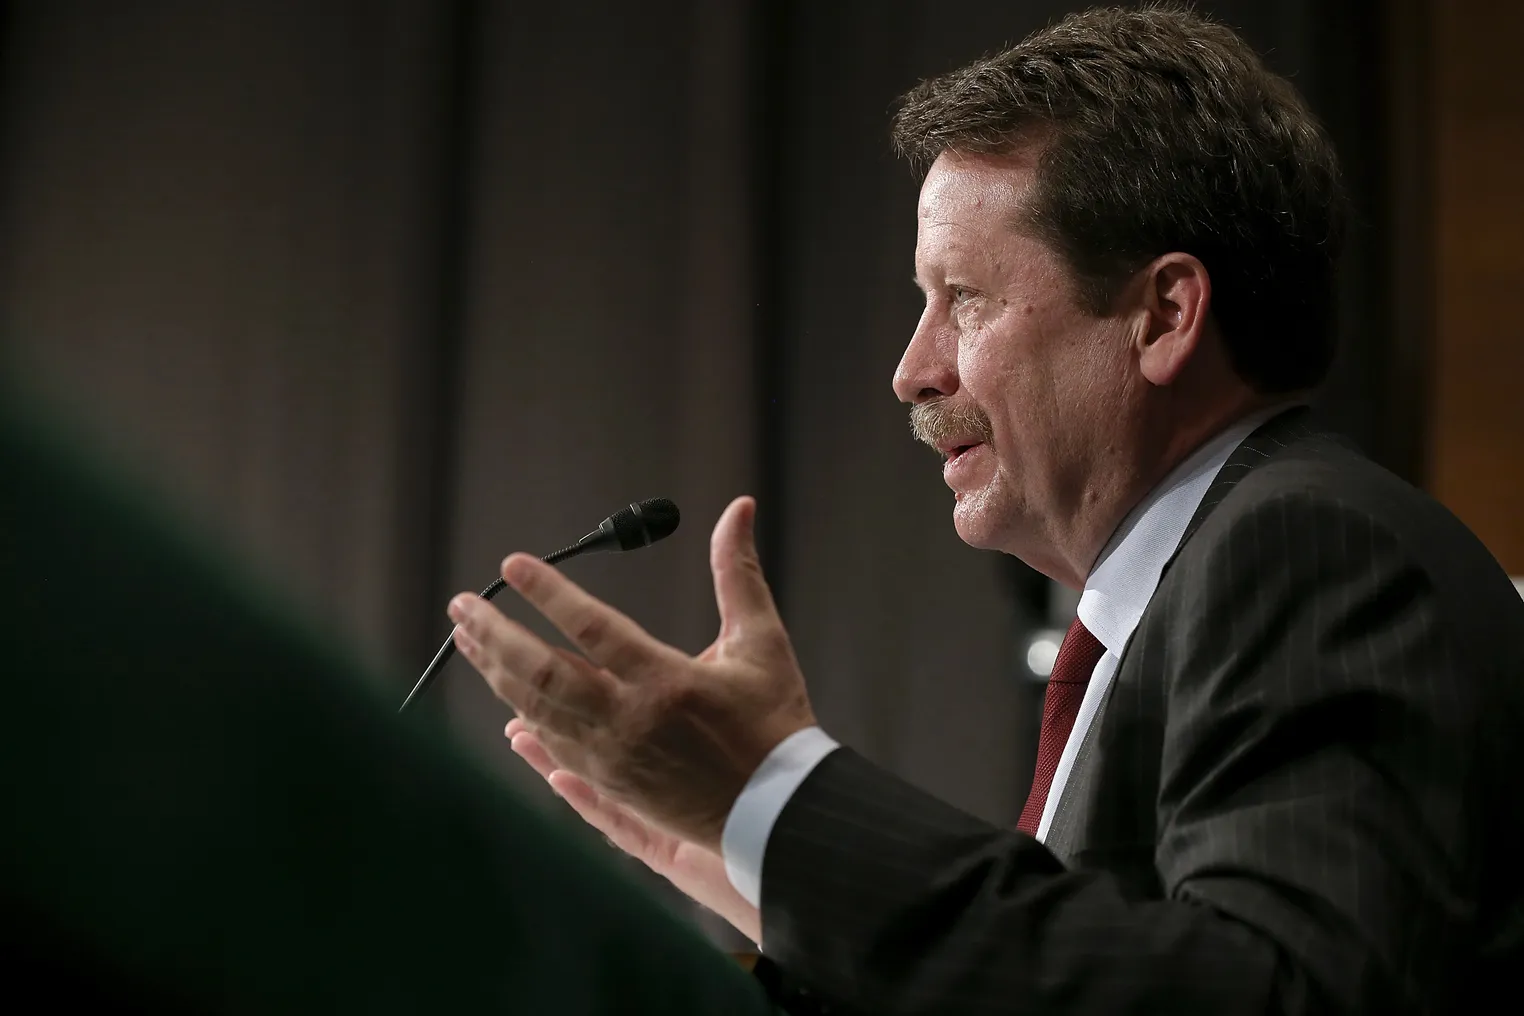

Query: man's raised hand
<box><xmin>448</xmin><ymin>496</ymin><xmax>816</xmax><ymax>850</ymax></box>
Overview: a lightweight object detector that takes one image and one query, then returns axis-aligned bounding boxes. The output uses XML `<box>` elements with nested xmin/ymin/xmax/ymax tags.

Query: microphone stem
<box><xmin>397</xmin><ymin>540</ymin><xmax>590</xmax><ymax>713</ymax></box>
<box><xmin>541</xmin><ymin>541</ymin><xmax>585</xmax><ymax>566</ymax></box>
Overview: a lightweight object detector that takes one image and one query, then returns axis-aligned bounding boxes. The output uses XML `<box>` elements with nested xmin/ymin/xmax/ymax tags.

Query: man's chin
<box><xmin>950</xmin><ymin>491</ymin><xmax>1004</xmax><ymax>550</ymax></box>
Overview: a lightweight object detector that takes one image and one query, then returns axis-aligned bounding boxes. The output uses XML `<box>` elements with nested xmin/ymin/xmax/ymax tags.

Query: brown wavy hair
<box><xmin>891</xmin><ymin>4</ymin><xmax>1347</xmax><ymax>393</ymax></box>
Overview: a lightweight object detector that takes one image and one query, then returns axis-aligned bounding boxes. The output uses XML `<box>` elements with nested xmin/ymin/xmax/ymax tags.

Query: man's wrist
<box><xmin>720</xmin><ymin>726</ymin><xmax>841</xmax><ymax>909</ymax></box>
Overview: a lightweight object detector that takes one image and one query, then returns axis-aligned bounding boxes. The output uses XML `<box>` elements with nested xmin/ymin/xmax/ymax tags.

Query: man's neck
<box><xmin>1052</xmin><ymin>392</ymin><xmax>1301</xmax><ymax>589</ymax></box>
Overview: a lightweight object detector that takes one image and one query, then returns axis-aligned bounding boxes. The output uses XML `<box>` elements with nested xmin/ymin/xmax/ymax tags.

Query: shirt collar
<box><xmin>1077</xmin><ymin>406</ymin><xmax>1293</xmax><ymax>656</ymax></box>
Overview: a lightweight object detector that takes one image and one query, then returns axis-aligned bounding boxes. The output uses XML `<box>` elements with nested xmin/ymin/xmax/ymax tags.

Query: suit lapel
<box><xmin>1041</xmin><ymin>405</ymin><xmax>1318</xmax><ymax>860</ymax></box>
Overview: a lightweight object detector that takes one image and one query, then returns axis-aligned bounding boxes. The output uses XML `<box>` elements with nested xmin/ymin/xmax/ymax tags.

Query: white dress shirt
<box><xmin>721</xmin><ymin>408</ymin><xmax>1291</xmax><ymax>910</ymax></box>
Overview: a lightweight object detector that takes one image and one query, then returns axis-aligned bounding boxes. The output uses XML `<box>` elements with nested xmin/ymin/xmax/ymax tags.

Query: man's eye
<box><xmin>950</xmin><ymin>286</ymin><xmax>973</xmax><ymax>304</ymax></box>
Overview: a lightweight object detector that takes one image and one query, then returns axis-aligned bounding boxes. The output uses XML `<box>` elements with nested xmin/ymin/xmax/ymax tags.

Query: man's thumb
<box><xmin>710</xmin><ymin>496</ymin><xmax>777</xmax><ymax>629</ymax></box>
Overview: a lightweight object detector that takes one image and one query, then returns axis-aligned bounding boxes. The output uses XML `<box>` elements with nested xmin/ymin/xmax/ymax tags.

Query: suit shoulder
<box><xmin>1172</xmin><ymin>428</ymin><xmax>1524</xmax><ymax>656</ymax></box>
<box><xmin>1205</xmin><ymin>432</ymin><xmax>1482</xmax><ymax>562</ymax></box>
<box><xmin>1230</xmin><ymin>432</ymin><xmax>1418</xmax><ymax>511</ymax></box>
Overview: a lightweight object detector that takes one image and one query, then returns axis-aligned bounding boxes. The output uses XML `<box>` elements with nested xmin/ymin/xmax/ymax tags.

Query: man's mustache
<box><xmin>909</xmin><ymin>397</ymin><xmax>994</xmax><ymax>449</ymax></box>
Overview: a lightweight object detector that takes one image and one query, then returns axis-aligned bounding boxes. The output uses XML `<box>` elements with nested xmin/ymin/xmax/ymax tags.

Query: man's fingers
<box><xmin>449</xmin><ymin>595</ymin><xmax>613</xmax><ymax>727</ymax></box>
<box><xmin>710</xmin><ymin>496</ymin><xmax>780</xmax><ymax>636</ymax></box>
<box><xmin>547</xmin><ymin>770</ymin><xmax>654</xmax><ymax>857</ymax></box>
<box><xmin>500</xmin><ymin>554</ymin><xmax>670</xmax><ymax>680</ymax></box>
<box><xmin>508</xmin><ymin>728</ymin><xmax>560</xmax><ymax>779</ymax></box>
<box><xmin>506</xmin><ymin>736</ymin><xmax>645</xmax><ymax>853</ymax></box>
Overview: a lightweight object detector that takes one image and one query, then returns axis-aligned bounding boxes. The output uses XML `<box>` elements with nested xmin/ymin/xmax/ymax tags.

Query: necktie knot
<box><xmin>1047</xmin><ymin>615</ymin><xmax>1106</xmax><ymax>684</ymax></box>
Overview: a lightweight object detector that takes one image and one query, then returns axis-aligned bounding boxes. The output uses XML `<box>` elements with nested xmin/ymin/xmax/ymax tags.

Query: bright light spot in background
<box><xmin>1025</xmin><ymin>633</ymin><xmax>1061</xmax><ymax>679</ymax></box>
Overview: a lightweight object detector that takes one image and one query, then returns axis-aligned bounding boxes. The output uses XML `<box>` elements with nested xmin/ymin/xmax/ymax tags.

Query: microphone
<box><xmin>397</xmin><ymin>498</ymin><xmax>681</xmax><ymax>713</ymax></box>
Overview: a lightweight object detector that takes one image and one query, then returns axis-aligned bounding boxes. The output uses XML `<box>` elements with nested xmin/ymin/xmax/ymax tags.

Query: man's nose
<box><xmin>893</xmin><ymin>313</ymin><xmax>957</xmax><ymax>404</ymax></box>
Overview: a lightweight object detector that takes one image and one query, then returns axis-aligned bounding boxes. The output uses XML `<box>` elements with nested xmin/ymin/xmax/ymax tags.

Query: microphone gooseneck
<box><xmin>397</xmin><ymin>498</ymin><xmax>680</xmax><ymax>714</ymax></box>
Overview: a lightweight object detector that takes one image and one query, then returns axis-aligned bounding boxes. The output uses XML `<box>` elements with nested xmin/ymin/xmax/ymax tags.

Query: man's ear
<box><xmin>1135</xmin><ymin>253</ymin><xmax>1212</xmax><ymax>387</ymax></box>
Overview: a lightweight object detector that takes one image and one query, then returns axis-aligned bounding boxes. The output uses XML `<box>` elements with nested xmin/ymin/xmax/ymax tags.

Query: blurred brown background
<box><xmin>2</xmin><ymin>0</ymin><xmax>1519</xmax><ymax>939</ymax></box>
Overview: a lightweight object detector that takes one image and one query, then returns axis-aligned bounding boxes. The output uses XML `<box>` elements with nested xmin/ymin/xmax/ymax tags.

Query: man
<box><xmin>448</xmin><ymin>6</ymin><xmax>1524</xmax><ymax>1013</ymax></box>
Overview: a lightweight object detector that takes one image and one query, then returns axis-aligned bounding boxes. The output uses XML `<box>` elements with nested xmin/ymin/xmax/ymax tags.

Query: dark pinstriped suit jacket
<box><xmin>758</xmin><ymin>409</ymin><xmax>1524</xmax><ymax>1014</ymax></box>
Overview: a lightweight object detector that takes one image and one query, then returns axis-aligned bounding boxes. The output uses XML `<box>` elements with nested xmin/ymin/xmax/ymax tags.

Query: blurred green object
<box><xmin>0</xmin><ymin>374</ymin><xmax>769</xmax><ymax>1014</ymax></box>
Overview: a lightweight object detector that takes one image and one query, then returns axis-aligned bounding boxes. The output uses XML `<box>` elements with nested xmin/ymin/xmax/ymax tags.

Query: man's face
<box><xmin>896</xmin><ymin>149</ymin><xmax>1134</xmax><ymax>574</ymax></box>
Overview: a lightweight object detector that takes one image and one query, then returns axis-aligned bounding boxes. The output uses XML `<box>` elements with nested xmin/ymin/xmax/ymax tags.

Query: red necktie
<box><xmin>1016</xmin><ymin>616</ymin><xmax>1106</xmax><ymax>836</ymax></box>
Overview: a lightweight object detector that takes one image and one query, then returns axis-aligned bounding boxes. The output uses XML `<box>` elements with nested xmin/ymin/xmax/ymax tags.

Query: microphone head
<box><xmin>604</xmin><ymin>498</ymin><xmax>680</xmax><ymax>551</ymax></box>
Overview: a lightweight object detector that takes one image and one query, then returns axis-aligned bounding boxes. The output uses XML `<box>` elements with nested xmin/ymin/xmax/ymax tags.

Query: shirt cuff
<box><xmin>721</xmin><ymin>726</ymin><xmax>840</xmax><ymax>909</ymax></box>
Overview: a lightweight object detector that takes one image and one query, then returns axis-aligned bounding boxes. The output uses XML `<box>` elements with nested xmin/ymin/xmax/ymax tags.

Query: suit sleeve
<box><xmin>757</xmin><ymin>490</ymin><xmax>1480</xmax><ymax>1015</ymax></box>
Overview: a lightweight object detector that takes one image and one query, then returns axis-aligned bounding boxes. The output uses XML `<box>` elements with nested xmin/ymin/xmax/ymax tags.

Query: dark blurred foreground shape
<box><xmin>0</xmin><ymin>376</ymin><xmax>770</xmax><ymax>1014</ymax></box>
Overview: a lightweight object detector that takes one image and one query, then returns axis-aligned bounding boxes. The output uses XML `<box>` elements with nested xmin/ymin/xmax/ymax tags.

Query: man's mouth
<box><xmin>942</xmin><ymin>441</ymin><xmax>984</xmax><ymax>463</ymax></box>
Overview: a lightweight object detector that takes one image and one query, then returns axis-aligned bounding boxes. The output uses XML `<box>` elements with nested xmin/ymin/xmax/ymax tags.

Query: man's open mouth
<box><xmin>944</xmin><ymin>442</ymin><xmax>982</xmax><ymax>463</ymax></box>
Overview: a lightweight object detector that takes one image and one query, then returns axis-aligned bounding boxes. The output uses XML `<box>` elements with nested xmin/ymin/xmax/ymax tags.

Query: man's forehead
<box><xmin>917</xmin><ymin>149</ymin><xmax>1037</xmax><ymax>221</ymax></box>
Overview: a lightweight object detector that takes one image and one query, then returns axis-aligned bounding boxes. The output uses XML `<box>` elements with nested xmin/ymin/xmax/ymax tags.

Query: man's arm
<box><xmin>757</xmin><ymin>490</ymin><xmax>1479</xmax><ymax>1014</ymax></box>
